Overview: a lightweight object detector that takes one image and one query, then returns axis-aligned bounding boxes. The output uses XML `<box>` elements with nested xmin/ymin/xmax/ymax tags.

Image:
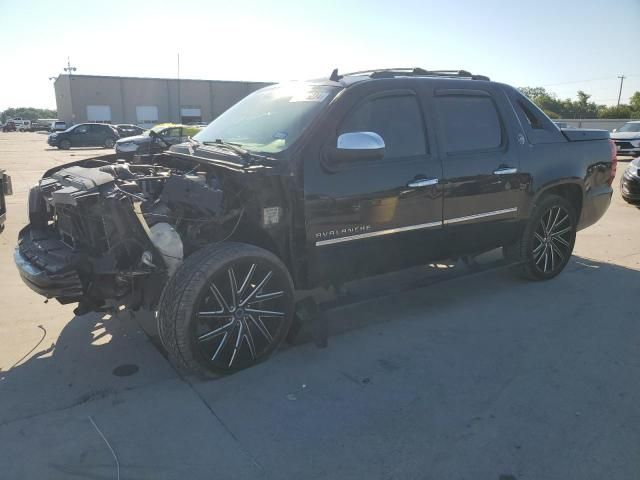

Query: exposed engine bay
<box><xmin>19</xmin><ymin>155</ymin><xmax>251</xmax><ymax>314</ymax></box>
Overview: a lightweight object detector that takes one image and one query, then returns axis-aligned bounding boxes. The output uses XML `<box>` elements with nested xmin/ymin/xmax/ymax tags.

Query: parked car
<box><xmin>50</xmin><ymin>121</ymin><xmax>68</xmax><ymax>132</ymax></box>
<box><xmin>15</xmin><ymin>68</ymin><xmax>615</xmax><ymax>376</ymax></box>
<box><xmin>47</xmin><ymin>123</ymin><xmax>119</xmax><ymax>149</ymax></box>
<box><xmin>2</xmin><ymin>122</ymin><xmax>16</xmax><ymax>132</ymax></box>
<box><xmin>29</xmin><ymin>121</ymin><xmax>53</xmax><ymax>132</ymax></box>
<box><xmin>114</xmin><ymin>124</ymin><xmax>145</xmax><ymax>138</ymax></box>
<box><xmin>621</xmin><ymin>157</ymin><xmax>640</xmax><ymax>205</ymax></box>
<box><xmin>611</xmin><ymin>121</ymin><xmax>640</xmax><ymax>157</ymax></box>
<box><xmin>0</xmin><ymin>169</ymin><xmax>13</xmax><ymax>233</ymax></box>
<box><xmin>114</xmin><ymin>123</ymin><xmax>202</xmax><ymax>159</ymax></box>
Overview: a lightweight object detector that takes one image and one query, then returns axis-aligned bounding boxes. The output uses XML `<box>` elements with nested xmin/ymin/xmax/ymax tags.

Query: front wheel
<box><xmin>58</xmin><ymin>139</ymin><xmax>71</xmax><ymax>150</ymax></box>
<box><xmin>505</xmin><ymin>194</ymin><xmax>577</xmax><ymax>280</ymax></box>
<box><xmin>158</xmin><ymin>243</ymin><xmax>295</xmax><ymax>377</ymax></box>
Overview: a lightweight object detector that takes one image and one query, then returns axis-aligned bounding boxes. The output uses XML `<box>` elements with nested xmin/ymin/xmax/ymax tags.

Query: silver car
<box><xmin>611</xmin><ymin>121</ymin><xmax>640</xmax><ymax>157</ymax></box>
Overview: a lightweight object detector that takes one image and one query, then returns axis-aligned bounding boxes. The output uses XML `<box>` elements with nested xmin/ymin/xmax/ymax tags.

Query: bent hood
<box><xmin>116</xmin><ymin>134</ymin><xmax>151</xmax><ymax>145</ymax></box>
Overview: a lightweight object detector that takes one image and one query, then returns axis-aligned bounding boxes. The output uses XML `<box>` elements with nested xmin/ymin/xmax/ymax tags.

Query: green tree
<box><xmin>630</xmin><ymin>91</ymin><xmax>640</xmax><ymax>111</ymax></box>
<box><xmin>1</xmin><ymin>107</ymin><xmax>57</xmax><ymax>123</ymax></box>
<box><xmin>519</xmin><ymin>87</ymin><xmax>550</xmax><ymax>99</ymax></box>
<box><xmin>519</xmin><ymin>86</ymin><xmax>639</xmax><ymax>119</ymax></box>
<box><xmin>597</xmin><ymin>105</ymin><xmax>634</xmax><ymax>119</ymax></box>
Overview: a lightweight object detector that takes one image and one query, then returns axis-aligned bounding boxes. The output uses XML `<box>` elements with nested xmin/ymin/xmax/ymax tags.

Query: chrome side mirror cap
<box><xmin>329</xmin><ymin>132</ymin><xmax>386</xmax><ymax>163</ymax></box>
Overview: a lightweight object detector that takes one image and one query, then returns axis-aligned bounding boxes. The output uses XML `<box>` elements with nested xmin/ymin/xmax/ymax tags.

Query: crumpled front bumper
<box><xmin>15</xmin><ymin>226</ymin><xmax>84</xmax><ymax>302</ymax></box>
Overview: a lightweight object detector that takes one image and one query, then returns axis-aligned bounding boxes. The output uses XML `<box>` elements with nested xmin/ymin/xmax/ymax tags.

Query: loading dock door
<box><xmin>181</xmin><ymin>107</ymin><xmax>202</xmax><ymax>123</ymax></box>
<box><xmin>86</xmin><ymin>105</ymin><xmax>112</xmax><ymax>123</ymax></box>
<box><xmin>136</xmin><ymin>106</ymin><xmax>159</xmax><ymax>127</ymax></box>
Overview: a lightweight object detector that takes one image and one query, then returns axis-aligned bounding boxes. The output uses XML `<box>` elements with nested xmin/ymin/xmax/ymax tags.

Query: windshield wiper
<box><xmin>201</xmin><ymin>139</ymin><xmax>252</xmax><ymax>161</ymax></box>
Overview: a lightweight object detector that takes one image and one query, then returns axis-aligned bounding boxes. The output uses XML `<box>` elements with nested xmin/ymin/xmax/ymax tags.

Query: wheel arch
<box><xmin>531</xmin><ymin>180</ymin><xmax>584</xmax><ymax>219</ymax></box>
<box><xmin>227</xmin><ymin>222</ymin><xmax>294</xmax><ymax>279</ymax></box>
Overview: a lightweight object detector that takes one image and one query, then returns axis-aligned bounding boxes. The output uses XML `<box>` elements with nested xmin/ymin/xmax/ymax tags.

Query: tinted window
<box><xmin>516</xmin><ymin>98</ymin><xmax>545</xmax><ymax>130</ymax></box>
<box><xmin>163</xmin><ymin>128</ymin><xmax>181</xmax><ymax>138</ymax></box>
<box><xmin>74</xmin><ymin>125</ymin><xmax>89</xmax><ymax>134</ymax></box>
<box><xmin>436</xmin><ymin>95</ymin><xmax>502</xmax><ymax>153</ymax></box>
<box><xmin>340</xmin><ymin>95</ymin><xmax>427</xmax><ymax>159</ymax></box>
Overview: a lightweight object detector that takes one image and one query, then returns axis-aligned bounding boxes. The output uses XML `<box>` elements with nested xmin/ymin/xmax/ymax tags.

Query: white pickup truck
<box><xmin>7</xmin><ymin>117</ymin><xmax>32</xmax><ymax>132</ymax></box>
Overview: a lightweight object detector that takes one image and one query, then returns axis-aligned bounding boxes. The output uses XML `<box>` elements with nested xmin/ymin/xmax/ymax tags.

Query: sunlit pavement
<box><xmin>1</xmin><ymin>132</ymin><xmax>638</xmax><ymax>479</ymax></box>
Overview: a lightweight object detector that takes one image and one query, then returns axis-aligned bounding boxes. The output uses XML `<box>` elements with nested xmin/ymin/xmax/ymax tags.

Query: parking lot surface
<box><xmin>1</xmin><ymin>132</ymin><xmax>639</xmax><ymax>479</ymax></box>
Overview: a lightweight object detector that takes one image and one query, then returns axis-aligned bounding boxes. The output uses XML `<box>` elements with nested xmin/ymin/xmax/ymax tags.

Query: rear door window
<box><xmin>507</xmin><ymin>89</ymin><xmax>566</xmax><ymax>144</ymax></box>
<box><xmin>435</xmin><ymin>95</ymin><xmax>502</xmax><ymax>153</ymax></box>
<box><xmin>339</xmin><ymin>94</ymin><xmax>427</xmax><ymax>160</ymax></box>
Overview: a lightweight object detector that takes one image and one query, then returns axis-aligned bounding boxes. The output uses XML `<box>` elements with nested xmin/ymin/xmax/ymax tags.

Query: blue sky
<box><xmin>0</xmin><ymin>0</ymin><xmax>638</xmax><ymax>110</ymax></box>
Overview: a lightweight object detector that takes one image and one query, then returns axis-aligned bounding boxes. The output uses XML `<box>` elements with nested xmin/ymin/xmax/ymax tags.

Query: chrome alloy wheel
<box><xmin>532</xmin><ymin>205</ymin><xmax>573</xmax><ymax>274</ymax></box>
<box><xmin>193</xmin><ymin>261</ymin><xmax>287</xmax><ymax>371</ymax></box>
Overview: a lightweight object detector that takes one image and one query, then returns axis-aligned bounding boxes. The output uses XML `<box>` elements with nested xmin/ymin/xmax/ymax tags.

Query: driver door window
<box><xmin>73</xmin><ymin>125</ymin><xmax>90</xmax><ymax>146</ymax></box>
<box><xmin>161</xmin><ymin>127</ymin><xmax>182</xmax><ymax>144</ymax></box>
<box><xmin>339</xmin><ymin>95</ymin><xmax>427</xmax><ymax>160</ymax></box>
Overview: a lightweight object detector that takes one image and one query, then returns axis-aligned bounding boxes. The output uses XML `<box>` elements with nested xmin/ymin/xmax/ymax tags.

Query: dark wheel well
<box><xmin>539</xmin><ymin>183</ymin><xmax>583</xmax><ymax>219</ymax></box>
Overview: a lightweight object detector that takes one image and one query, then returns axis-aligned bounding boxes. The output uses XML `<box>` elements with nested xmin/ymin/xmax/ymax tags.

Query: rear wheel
<box><xmin>505</xmin><ymin>194</ymin><xmax>577</xmax><ymax>280</ymax></box>
<box><xmin>158</xmin><ymin>242</ymin><xmax>295</xmax><ymax>377</ymax></box>
<box><xmin>104</xmin><ymin>137</ymin><xmax>115</xmax><ymax>148</ymax></box>
<box><xmin>59</xmin><ymin>139</ymin><xmax>71</xmax><ymax>150</ymax></box>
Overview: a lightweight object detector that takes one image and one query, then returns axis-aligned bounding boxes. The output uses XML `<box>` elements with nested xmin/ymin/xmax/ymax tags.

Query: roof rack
<box><xmin>331</xmin><ymin>67</ymin><xmax>490</xmax><ymax>82</ymax></box>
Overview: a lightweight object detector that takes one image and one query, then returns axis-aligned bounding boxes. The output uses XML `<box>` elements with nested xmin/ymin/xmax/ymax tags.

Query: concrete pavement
<box><xmin>1</xmin><ymin>132</ymin><xmax>639</xmax><ymax>479</ymax></box>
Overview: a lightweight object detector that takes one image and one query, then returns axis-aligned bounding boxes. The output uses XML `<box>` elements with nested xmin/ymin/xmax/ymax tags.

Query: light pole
<box><xmin>177</xmin><ymin>53</ymin><xmax>181</xmax><ymax>123</ymax></box>
<box><xmin>617</xmin><ymin>75</ymin><xmax>626</xmax><ymax>107</ymax></box>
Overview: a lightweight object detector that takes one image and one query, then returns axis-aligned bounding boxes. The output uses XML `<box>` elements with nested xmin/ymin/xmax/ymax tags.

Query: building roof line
<box><xmin>54</xmin><ymin>73</ymin><xmax>274</xmax><ymax>85</ymax></box>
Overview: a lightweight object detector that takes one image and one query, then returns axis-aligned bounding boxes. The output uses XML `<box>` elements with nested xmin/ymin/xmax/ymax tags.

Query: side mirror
<box><xmin>328</xmin><ymin>132</ymin><xmax>385</xmax><ymax>163</ymax></box>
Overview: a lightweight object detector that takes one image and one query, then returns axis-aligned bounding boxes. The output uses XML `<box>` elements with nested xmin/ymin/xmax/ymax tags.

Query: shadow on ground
<box><xmin>1</xmin><ymin>254</ymin><xmax>639</xmax><ymax>479</ymax></box>
<box><xmin>1</xmin><ymin>252</ymin><xmax>634</xmax><ymax>413</ymax></box>
<box><xmin>0</xmin><ymin>309</ymin><xmax>175</xmax><ymax>426</ymax></box>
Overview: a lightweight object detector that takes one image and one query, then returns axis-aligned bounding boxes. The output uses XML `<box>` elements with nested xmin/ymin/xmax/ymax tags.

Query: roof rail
<box><xmin>334</xmin><ymin>67</ymin><xmax>490</xmax><ymax>81</ymax></box>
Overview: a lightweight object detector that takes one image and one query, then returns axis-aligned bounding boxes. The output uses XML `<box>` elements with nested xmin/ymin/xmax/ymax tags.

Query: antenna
<box><xmin>63</xmin><ymin>57</ymin><xmax>78</xmax><ymax>123</ymax></box>
<box><xmin>64</xmin><ymin>57</ymin><xmax>77</xmax><ymax>75</ymax></box>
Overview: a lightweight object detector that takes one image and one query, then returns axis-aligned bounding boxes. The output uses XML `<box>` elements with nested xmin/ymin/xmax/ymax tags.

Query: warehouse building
<box><xmin>53</xmin><ymin>74</ymin><xmax>273</xmax><ymax>127</ymax></box>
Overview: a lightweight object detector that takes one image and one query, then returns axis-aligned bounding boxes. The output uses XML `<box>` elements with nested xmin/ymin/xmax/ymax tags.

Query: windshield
<box><xmin>194</xmin><ymin>83</ymin><xmax>339</xmax><ymax>154</ymax></box>
<box><xmin>618</xmin><ymin>123</ymin><xmax>640</xmax><ymax>133</ymax></box>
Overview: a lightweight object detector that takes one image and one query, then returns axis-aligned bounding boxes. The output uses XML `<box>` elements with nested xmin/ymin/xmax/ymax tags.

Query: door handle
<box><xmin>493</xmin><ymin>167</ymin><xmax>518</xmax><ymax>175</ymax></box>
<box><xmin>407</xmin><ymin>178</ymin><xmax>439</xmax><ymax>188</ymax></box>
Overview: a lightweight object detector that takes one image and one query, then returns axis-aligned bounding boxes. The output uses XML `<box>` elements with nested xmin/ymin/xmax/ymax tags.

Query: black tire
<box><xmin>59</xmin><ymin>139</ymin><xmax>71</xmax><ymax>150</ymax></box>
<box><xmin>104</xmin><ymin>137</ymin><xmax>115</xmax><ymax>148</ymax></box>
<box><xmin>504</xmin><ymin>194</ymin><xmax>577</xmax><ymax>281</ymax></box>
<box><xmin>157</xmin><ymin>242</ymin><xmax>295</xmax><ymax>377</ymax></box>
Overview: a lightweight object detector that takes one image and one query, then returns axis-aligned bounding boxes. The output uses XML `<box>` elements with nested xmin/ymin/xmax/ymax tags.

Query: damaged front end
<box><xmin>16</xmin><ymin>155</ymin><xmax>244</xmax><ymax>315</ymax></box>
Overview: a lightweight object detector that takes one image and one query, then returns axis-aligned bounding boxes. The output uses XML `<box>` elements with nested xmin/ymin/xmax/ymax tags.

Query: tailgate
<box><xmin>562</xmin><ymin>129</ymin><xmax>610</xmax><ymax>142</ymax></box>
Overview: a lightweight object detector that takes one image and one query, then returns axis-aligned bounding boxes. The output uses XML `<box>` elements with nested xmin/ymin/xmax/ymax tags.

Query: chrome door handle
<box><xmin>493</xmin><ymin>167</ymin><xmax>518</xmax><ymax>175</ymax></box>
<box><xmin>407</xmin><ymin>178</ymin><xmax>439</xmax><ymax>188</ymax></box>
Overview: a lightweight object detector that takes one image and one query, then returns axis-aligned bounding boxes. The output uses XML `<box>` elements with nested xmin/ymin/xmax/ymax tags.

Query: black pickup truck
<box><xmin>14</xmin><ymin>68</ymin><xmax>616</xmax><ymax>376</ymax></box>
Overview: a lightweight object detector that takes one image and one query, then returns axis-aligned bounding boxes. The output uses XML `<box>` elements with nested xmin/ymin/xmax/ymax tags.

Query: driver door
<box><xmin>155</xmin><ymin>127</ymin><xmax>181</xmax><ymax>152</ymax></box>
<box><xmin>71</xmin><ymin>124</ymin><xmax>90</xmax><ymax>147</ymax></box>
<box><xmin>303</xmin><ymin>86</ymin><xmax>444</xmax><ymax>285</ymax></box>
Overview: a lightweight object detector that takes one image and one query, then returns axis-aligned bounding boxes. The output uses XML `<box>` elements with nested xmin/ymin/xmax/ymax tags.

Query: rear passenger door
<box><xmin>434</xmin><ymin>87</ymin><xmax>525</xmax><ymax>253</ymax></box>
<box><xmin>92</xmin><ymin>124</ymin><xmax>109</xmax><ymax>145</ymax></box>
